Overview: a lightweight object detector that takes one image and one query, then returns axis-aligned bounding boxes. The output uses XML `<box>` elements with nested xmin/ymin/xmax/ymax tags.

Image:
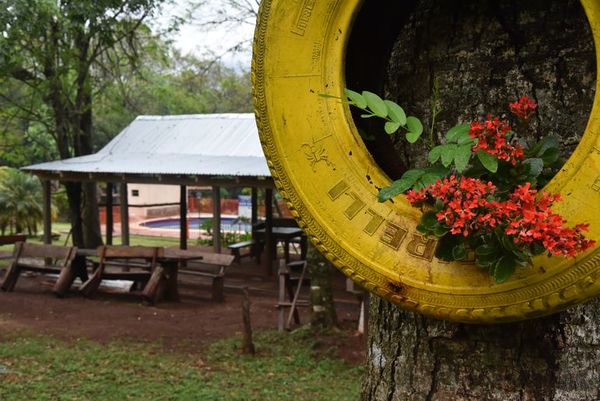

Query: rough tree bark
<box><xmin>357</xmin><ymin>1</ymin><xmax>600</xmax><ymax>400</ymax></box>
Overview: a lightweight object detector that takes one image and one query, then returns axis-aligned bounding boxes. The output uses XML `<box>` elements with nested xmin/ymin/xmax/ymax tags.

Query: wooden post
<box><xmin>119</xmin><ymin>182</ymin><xmax>129</xmax><ymax>246</ymax></box>
<box><xmin>251</xmin><ymin>187</ymin><xmax>258</xmax><ymax>224</ymax></box>
<box><xmin>106</xmin><ymin>182</ymin><xmax>113</xmax><ymax>245</ymax></box>
<box><xmin>42</xmin><ymin>180</ymin><xmax>52</xmax><ymax>245</ymax></box>
<box><xmin>212</xmin><ymin>185</ymin><xmax>221</xmax><ymax>253</ymax></box>
<box><xmin>180</xmin><ymin>185</ymin><xmax>187</xmax><ymax>250</ymax></box>
<box><xmin>262</xmin><ymin>188</ymin><xmax>274</xmax><ymax>275</ymax></box>
<box><xmin>241</xmin><ymin>287</ymin><xmax>255</xmax><ymax>355</ymax></box>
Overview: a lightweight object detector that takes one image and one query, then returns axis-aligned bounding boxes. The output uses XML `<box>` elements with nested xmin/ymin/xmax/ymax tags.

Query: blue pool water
<box><xmin>141</xmin><ymin>217</ymin><xmax>251</xmax><ymax>232</ymax></box>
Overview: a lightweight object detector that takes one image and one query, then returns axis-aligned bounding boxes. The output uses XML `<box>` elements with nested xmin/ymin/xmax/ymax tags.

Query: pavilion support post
<box><xmin>119</xmin><ymin>183</ymin><xmax>129</xmax><ymax>246</ymax></box>
<box><xmin>212</xmin><ymin>186</ymin><xmax>221</xmax><ymax>253</ymax></box>
<box><xmin>251</xmin><ymin>187</ymin><xmax>258</xmax><ymax>224</ymax></box>
<box><xmin>180</xmin><ymin>185</ymin><xmax>187</xmax><ymax>250</ymax></box>
<box><xmin>262</xmin><ymin>188</ymin><xmax>274</xmax><ymax>276</ymax></box>
<box><xmin>42</xmin><ymin>180</ymin><xmax>52</xmax><ymax>245</ymax></box>
<box><xmin>106</xmin><ymin>182</ymin><xmax>114</xmax><ymax>245</ymax></box>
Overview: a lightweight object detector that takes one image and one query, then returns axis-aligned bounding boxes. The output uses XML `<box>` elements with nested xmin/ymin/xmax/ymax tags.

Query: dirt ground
<box><xmin>0</xmin><ymin>260</ymin><xmax>366</xmax><ymax>365</ymax></box>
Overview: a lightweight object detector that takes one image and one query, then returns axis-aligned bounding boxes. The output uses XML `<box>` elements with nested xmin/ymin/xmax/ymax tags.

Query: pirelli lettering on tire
<box><xmin>253</xmin><ymin>0</ymin><xmax>600</xmax><ymax>323</ymax></box>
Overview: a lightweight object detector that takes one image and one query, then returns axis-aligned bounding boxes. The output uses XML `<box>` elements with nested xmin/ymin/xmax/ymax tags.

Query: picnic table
<box><xmin>254</xmin><ymin>227</ymin><xmax>307</xmax><ymax>266</ymax></box>
<box><xmin>77</xmin><ymin>247</ymin><xmax>233</xmax><ymax>303</ymax></box>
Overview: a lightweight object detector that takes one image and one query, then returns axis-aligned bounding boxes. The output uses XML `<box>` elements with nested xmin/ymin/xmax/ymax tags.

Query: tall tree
<box><xmin>0</xmin><ymin>0</ymin><xmax>168</xmax><ymax>248</ymax></box>
<box><xmin>349</xmin><ymin>1</ymin><xmax>600</xmax><ymax>399</ymax></box>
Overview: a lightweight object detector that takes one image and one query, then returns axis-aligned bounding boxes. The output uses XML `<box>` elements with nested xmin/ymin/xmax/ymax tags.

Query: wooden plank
<box><xmin>179</xmin><ymin>185</ymin><xmax>187</xmax><ymax>250</ymax></box>
<box><xmin>0</xmin><ymin>235</ymin><xmax>26</xmax><ymax>246</ymax></box>
<box><xmin>99</xmin><ymin>245</ymin><xmax>160</xmax><ymax>258</ymax></box>
<box><xmin>42</xmin><ymin>180</ymin><xmax>52</xmax><ymax>245</ymax></box>
<box><xmin>21</xmin><ymin>243</ymin><xmax>73</xmax><ymax>260</ymax></box>
<box><xmin>286</xmin><ymin>261</ymin><xmax>308</xmax><ymax>329</ymax></box>
<box><xmin>119</xmin><ymin>183</ymin><xmax>129</xmax><ymax>246</ymax></box>
<box><xmin>251</xmin><ymin>187</ymin><xmax>258</xmax><ymax>224</ymax></box>
<box><xmin>263</xmin><ymin>188</ymin><xmax>273</xmax><ymax>276</ymax></box>
<box><xmin>212</xmin><ymin>185</ymin><xmax>221</xmax><ymax>253</ymax></box>
<box><xmin>164</xmin><ymin>247</ymin><xmax>234</xmax><ymax>265</ymax></box>
<box><xmin>0</xmin><ymin>242</ymin><xmax>25</xmax><ymax>292</ymax></box>
<box><xmin>106</xmin><ymin>182</ymin><xmax>113</xmax><ymax>245</ymax></box>
<box><xmin>29</xmin><ymin>171</ymin><xmax>276</xmax><ymax>189</ymax></box>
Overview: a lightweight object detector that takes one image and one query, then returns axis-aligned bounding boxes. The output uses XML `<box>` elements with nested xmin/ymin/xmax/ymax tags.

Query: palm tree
<box><xmin>0</xmin><ymin>168</ymin><xmax>43</xmax><ymax>235</ymax></box>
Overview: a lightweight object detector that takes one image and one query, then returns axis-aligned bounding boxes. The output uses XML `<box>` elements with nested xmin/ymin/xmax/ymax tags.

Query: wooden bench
<box><xmin>177</xmin><ymin>249</ymin><xmax>235</xmax><ymax>302</ymax></box>
<box><xmin>80</xmin><ymin>246</ymin><xmax>167</xmax><ymax>304</ymax></box>
<box><xmin>227</xmin><ymin>240</ymin><xmax>260</xmax><ymax>264</ymax></box>
<box><xmin>0</xmin><ymin>242</ymin><xmax>78</xmax><ymax>296</ymax></box>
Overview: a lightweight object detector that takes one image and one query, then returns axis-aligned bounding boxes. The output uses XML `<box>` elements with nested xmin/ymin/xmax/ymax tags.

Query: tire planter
<box><xmin>252</xmin><ymin>0</ymin><xmax>600</xmax><ymax>323</ymax></box>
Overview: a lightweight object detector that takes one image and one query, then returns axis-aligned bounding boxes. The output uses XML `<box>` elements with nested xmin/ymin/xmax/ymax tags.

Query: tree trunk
<box><xmin>307</xmin><ymin>245</ymin><xmax>338</xmax><ymax>329</ymax></box>
<box><xmin>363</xmin><ymin>297</ymin><xmax>600</xmax><ymax>401</ymax></box>
<box><xmin>359</xmin><ymin>1</ymin><xmax>599</xmax><ymax>399</ymax></box>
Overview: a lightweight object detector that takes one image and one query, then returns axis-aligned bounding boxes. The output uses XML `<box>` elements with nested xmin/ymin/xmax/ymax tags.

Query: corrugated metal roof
<box><xmin>23</xmin><ymin>114</ymin><xmax>271</xmax><ymax>177</ymax></box>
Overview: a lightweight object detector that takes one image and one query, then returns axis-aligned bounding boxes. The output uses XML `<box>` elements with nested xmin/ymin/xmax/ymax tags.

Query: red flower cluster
<box><xmin>407</xmin><ymin>176</ymin><xmax>498</xmax><ymax>236</ymax></box>
<box><xmin>498</xmin><ymin>183</ymin><xmax>595</xmax><ymax>257</ymax></box>
<box><xmin>469</xmin><ymin>116</ymin><xmax>524</xmax><ymax>165</ymax></box>
<box><xmin>407</xmin><ymin>179</ymin><xmax>595</xmax><ymax>257</ymax></box>
<box><xmin>509</xmin><ymin>96</ymin><xmax>538</xmax><ymax>121</ymax></box>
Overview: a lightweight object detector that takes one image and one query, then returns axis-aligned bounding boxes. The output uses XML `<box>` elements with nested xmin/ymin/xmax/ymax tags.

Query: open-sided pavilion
<box><xmin>23</xmin><ymin>113</ymin><xmax>278</xmax><ymax>273</ymax></box>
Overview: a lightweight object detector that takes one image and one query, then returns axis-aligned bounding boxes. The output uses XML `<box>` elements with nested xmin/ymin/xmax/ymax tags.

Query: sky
<box><xmin>155</xmin><ymin>0</ymin><xmax>257</xmax><ymax>69</ymax></box>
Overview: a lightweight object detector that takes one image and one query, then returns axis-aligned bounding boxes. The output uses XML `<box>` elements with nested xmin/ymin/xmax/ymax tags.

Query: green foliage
<box><xmin>340</xmin><ymin>89</ymin><xmax>424</xmax><ymax>142</ymax></box>
<box><xmin>0</xmin><ymin>332</ymin><xmax>362</xmax><ymax>401</ymax></box>
<box><xmin>0</xmin><ymin>168</ymin><xmax>44</xmax><ymax>235</ymax></box>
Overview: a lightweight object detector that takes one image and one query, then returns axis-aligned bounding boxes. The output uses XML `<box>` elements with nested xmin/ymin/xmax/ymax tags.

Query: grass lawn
<box><xmin>0</xmin><ymin>329</ymin><xmax>362</xmax><ymax>401</ymax></box>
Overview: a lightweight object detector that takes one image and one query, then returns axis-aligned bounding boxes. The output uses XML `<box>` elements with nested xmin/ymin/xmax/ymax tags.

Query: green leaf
<box><xmin>428</xmin><ymin>146</ymin><xmax>444</xmax><ymax>163</ymax></box>
<box><xmin>416</xmin><ymin>223</ymin><xmax>429</xmax><ymax>234</ymax></box>
<box><xmin>434</xmin><ymin>225</ymin><xmax>448</xmax><ymax>238</ymax></box>
<box><xmin>418</xmin><ymin>166</ymin><xmax>450</xmax><ymax>187</ymax></box>
<box><xmin>384</xmin><ymin>121</ymin><xmax>402</xmax><ymax>135</ymax></box>
<box><xmin>522</xmin><ymin>158</ymin><xmax>544</xmax><ymax>177</ymax></box>
<box><xmin>384</xmin><ymin>100</ymin><xmax>407</xmax><ymax>125</ymax></box>
<box><xmin>435</xmin><ymin>234</ymin><xmax>461</xmax><ymax>261</ymax></box>
<box><xmin>531</xmin><ymin>242</ymin><xmax>546</xmax><ymax>256</ymax></box>
<box><xmin>406</xmin><ymin>131</ymin><xmax>421</xmax><ymax>143</ymax></box>
<box><xmin>405</xmin><ymin>117</ymin><xmax>423</xmax><ymax>143</ymax></box>
<box><xmin>456</xmin><ymin>131</ymin><xmax>475</xmax><ymax>145</ymax></box>
<box><xmin>540</xmin><ymin>147</ymin><xmax>560</xmax><ymax>164</ymax></box>
<box><xmin>476</xmin><ymin>150</ymin><xmax>498</xmax><ymax>173</ymax></box>
<box><xmin>421</xmin><ymin>211</ymin><xmax>438</xmax><ymax>229</ymax></box>
<box><xmin>452</xmin><ymin>243</ymin><xmax>467</xmax><ymax>261</ymax></box>
<box><xmin>476</xmin><ymin>252</ymin><xmax>499</xmax><ymax>268</ymax></box>
<box><xmin>453</xmin><ymin>143</ymin><xmax>472</xmax><ymax>172</ymax></box>
<box><xmin>475</xmin><ymin>243</ymin><xmax>499</xmax><ymax>256</ymax></box>
<box><xmin>530</xmin><ymin>135</ymin><xmax>559</xmax><ymax>157</ymax></box>
<box><xmin>493</xmin><ymin>255</ymin><xmax>517</xmax><ymax>283</ymax></box>
<box><xmin>445</xmin><ymin>124</ymin><xmax>470</xmax><ymax>143</ymax></box>
<box><xmin>440</xmin><ymin>144</ymin><xmax>456</xmax><ymax>168</ymax></box>
<box><xmin>344</xmin><ymin>88</ymin><xmax>367</xmax><ymax>109</ymax></box>
<box><xmin>377</xmin><ymin>169</ymin><xmax>426</xmax><ymax>202</ymax></box>
<box><xmin>362</xmin><ymin>91</ymin><xmax>387</xmax><ymax>118</ymax></box>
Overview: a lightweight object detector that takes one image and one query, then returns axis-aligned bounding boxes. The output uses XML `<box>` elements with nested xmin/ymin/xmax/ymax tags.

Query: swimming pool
<box><xmin>141</xmin><ymin>217</ymin><xmax>252</xmax><ymax>232</ymax></box>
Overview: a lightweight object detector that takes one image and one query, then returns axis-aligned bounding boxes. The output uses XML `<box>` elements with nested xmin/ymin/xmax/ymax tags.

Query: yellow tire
<box><xmin>252</xmin><ymin>0</ymin><xmax>600</xmax><ymax>323</ymax></box>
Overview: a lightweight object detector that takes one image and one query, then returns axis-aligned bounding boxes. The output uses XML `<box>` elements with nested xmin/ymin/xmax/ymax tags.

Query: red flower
<box><xmin>408</xmin><ymin>179</ymin><xmax>595</xmax><ymax>258</ymax></box>
<box><xmin>408</xmin><ymin>176</ymin><xmax>498</xmax><ymax>237</ymax></box>
<box><xmin>469</xmin><ymin>116</ymin><xmax>524</xmax><ymax>165</ymax></box>
<box><xmin>494</xmin><ymin>183</ymin><xmax>595</xmax><ymax>257</ymax></box>
<box><xmin>509</xmin><ymin>96</ymin><xmax>537</xmax><ymax>121</ymax></box>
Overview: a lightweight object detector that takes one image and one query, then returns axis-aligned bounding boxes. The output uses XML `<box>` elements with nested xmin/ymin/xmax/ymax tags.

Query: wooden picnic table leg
<box><xmin>142</xmin><ymin>264</ymin><xmax>166</xmax><ymax>305</ymax></box>
<box><xmin>164</xmin><ymin>261</ymin><xmax>180</xmax><ymax>302</ymax></box>
<box><xmin>284</xmin><ymin>238</ymin><xmax>291</xmax><ymax>265</ymax></box>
